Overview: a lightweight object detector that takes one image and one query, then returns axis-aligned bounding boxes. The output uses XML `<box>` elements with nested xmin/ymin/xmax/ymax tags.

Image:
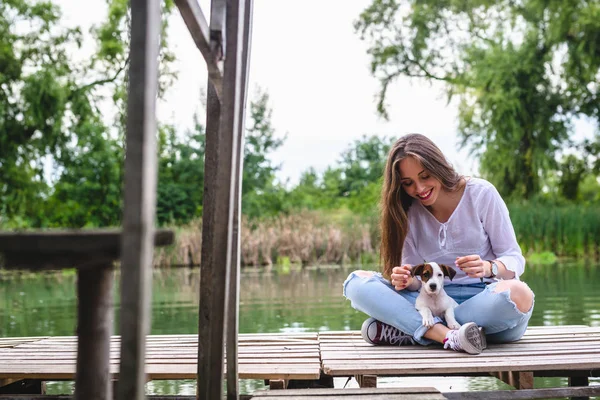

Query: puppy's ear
<box><xmin>440</xmin><ymin>264</ymin><xmax>456</xmax><ymax>281</ymax></box>
<box><xmin>411</xmin><ymin>264</ymin><xmax>425</xmax><ymax>277</ymax></box>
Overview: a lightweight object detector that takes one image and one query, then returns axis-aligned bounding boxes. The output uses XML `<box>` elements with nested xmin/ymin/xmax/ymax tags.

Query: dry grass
<box><xmin>158</xmin><ymin>210</ymin><xmax>378</xmax><ymax>267</ymax></box>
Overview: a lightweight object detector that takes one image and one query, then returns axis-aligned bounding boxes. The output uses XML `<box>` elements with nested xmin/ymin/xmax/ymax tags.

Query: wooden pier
<box><xmin>1</xmin><ymin>325</ymin><xmax>599</xmax><ymax>399</ymax></box>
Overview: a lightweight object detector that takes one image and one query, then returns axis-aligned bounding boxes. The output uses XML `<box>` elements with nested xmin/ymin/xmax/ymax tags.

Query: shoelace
<box><xmin>379</xmin><ymin>325</ymin><xmax>400</xmax><ymax>344</ymax></box>
<box><xmin>379</xmin><ymin>325</ymin><xmax>415</xmax><ymax>345</ymax></box>
<box><xmin>443</xmin><ymin>330</ymin><xmax>461</xmax><ymax>351</ymax></box>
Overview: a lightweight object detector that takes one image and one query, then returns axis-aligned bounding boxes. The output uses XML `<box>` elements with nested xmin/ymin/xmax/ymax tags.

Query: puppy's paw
<box><xmin>447</xmin><ymin>322</ymin><xmax>461</xmax><ymax>330</ymax></box>
<box><xmin>422</xmin><ymin>316</ymin><xmax>435</xmax><ymax>328</ymax></box>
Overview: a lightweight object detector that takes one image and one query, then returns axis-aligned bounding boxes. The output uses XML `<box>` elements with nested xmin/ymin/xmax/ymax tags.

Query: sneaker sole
<box><xmin>459</xmin><ymin>322</ymin><xmax>485</xmax><ymax>354</ymax></box>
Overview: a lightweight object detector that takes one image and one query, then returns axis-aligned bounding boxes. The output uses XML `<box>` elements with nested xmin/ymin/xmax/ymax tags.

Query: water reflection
<box><xmin>1</xmin><ymin>261</ymin><xmax>599</xmax><ymax>396</ymax></box>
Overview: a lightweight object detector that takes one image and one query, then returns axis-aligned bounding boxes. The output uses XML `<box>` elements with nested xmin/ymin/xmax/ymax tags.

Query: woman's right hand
<box><xmin>391</xmin><ymin>264</ymin><xmax>413</xmax><ymax>290</ymax></box>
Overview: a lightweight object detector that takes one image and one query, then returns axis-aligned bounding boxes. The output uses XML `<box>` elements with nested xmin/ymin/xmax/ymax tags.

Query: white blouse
<box><xmin>402</xmin><ymin>177</ymin><xmax>525</xmax><ymax>284</ymax></box>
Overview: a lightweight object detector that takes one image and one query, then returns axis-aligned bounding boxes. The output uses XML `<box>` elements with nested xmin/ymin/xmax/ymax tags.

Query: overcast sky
<box><xmin>56</xmin><ymin>0</ymin><xmax>594</xmax><ymax>186</ymax></box>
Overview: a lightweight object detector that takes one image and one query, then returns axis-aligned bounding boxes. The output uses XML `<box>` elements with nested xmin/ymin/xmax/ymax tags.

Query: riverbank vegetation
<box><xmin>1</xmin><ymin>0</ymin><xmax>599</xmax><ymax>267</ymax></box>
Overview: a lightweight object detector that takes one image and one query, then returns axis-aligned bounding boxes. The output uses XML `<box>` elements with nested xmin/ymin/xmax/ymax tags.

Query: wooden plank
<box><xmin>0</xmin><ymin>229</ymin><xmax>173</xmax><ymax>270</ymax></box>
<box><xmin>116</xmin><ymin>0</ymin><xmax>161</xmax><ymax>400</ymax></box>
<box><xmin>443</xmin><ymin>386</ymin><xmax>600</xmax><ymax>399</ymax></box>
<box><xmin>74</xmin><ymin>264</ymin><xmax>114</xmax><ymax>400</ymax></box>
<box><xmin>322</xmin><ymin>358</ymin><xmax>600</xmax><ymax>375</ymax></box>
<box><xmin>0</xmin><ymin>363</ymin><xmax>321</xmax><ymax>381</ymax></box>
<box><xmin>173</xmin><ymin>0</ymin><xmax>223</xmax><ymax>96</ymax></box>
<box><xmin>251</xmin><ymin>387</ymin><xmax>446</xmax><ymax>399</ymax></box>
<box><xmin>0</xmin><ymin>230</ymin><xmax>173</xmax><ymax>254</ymax></box>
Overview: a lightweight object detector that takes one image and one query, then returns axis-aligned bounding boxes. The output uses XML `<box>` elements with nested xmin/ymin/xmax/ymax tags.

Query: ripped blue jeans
<box><xmin>343</xmin><ymin>271</ymin><xmax>534</xmax><ymax>346</ymax></box>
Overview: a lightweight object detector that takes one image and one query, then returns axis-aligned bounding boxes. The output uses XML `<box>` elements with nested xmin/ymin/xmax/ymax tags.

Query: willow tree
<box><xmin>355</xmin><ymin>0</ymin><xmax>599</xmax><ymax>199</ymax></box>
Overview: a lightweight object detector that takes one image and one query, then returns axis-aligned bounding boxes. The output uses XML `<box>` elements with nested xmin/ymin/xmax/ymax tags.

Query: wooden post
<box><xmin>197</xmin><ymin>0</ymin><xmax>247</xmax><ymax>397</ymax></box>
<box><xmin>226</xmin><ymin>1</ymin><xmax>252</xmax><ymax>400</ymax></box>
<box><xmin>569</xmin><ymin>376</ymin><xmax>589</xmax><ymax>400</ymax></box>
<box><xmin>74</xmin><ymin>264</ymin><xmax>114</xmax><ymax>400</ymax></box>
<box><xmin>268</xmin><ymin>380</ymin><xmax>288</xmax><ymax>390</ymax></box>
<box><xmin>508</xmin><ymin>371</ymin><xmax>534</xmax><ymax>390</ymax></box>
<box><xmin>117</xmin><ymin>0</ymin><xmax>161</xmax><ymax>399</ymax></box>
<box><xmin>197</xmin><ymin>0</ymin><xmax>226</xmax><ymax>397</ymax></box>
<box><xmin>355</xmin><ymin>374</ymin><xmax>378</xmax><ymax>388</ymax></box>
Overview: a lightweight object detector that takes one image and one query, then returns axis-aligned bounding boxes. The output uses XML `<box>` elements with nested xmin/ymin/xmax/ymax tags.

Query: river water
<box><xmin>1</xmin><ymin>260</ymin><xmax>598</xmax><ymax>396</ymax></box>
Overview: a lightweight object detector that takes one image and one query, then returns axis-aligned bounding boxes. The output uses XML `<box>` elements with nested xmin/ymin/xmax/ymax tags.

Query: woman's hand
<box><xmin>455</xmin><ymin>255</ymin><xmax>488</xmax><ymax>279</ymax></box>
<box><xmin>391</xmin><ymin>264</ymin><xmax>413</xmax><ymax>290</ymax></box>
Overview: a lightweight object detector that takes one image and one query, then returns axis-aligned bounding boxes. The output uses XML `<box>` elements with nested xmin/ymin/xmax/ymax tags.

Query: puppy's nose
<box><xmin>429</xmin><ymin>283</ymin><xmax>437</xmax><ymax>291</ymax></box>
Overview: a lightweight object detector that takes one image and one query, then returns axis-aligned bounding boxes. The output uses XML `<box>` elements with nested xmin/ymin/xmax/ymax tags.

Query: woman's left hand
<box><xmin>455</xmin><ymin>255</ymin><xmax>487</xmax><ymax>279</ymax></box>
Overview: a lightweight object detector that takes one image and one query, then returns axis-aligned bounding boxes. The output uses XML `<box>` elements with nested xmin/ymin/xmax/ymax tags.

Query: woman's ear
<box><xmin>411</xmin><ymin>263</ymin><xmax>425</xmax><ymax>277</ymax></box>
<box><xmin>440</xmin><ymin>264</ymin><xmax>456</xmax><ymax>281</ymax></box>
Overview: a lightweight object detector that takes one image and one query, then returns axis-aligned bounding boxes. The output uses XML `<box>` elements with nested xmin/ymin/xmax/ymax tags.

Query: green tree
<box><xmin>0</xmin><ymin>0</ymin><xmax>79</xmax><ymax>223</ymax></box>
<box><xmin>156</xmin><ymin>121</ymin><xmax>206</xmax><ymax>225</ymax></box>
<box><xmin>337</xmin><ymin>135</ymin><xmax>393</xmax><ymax>197</ymax></box>
<box><xmin>153</xmin><ymin>90</ymin><xmax>286</xmax><ymax>223</ymax></box>
<box><xmin>242</xmin><ymin>90</ymin><xmax>286</xmax><ymax>218</ymax></box>
<box><xmin>355</xmin><ymin>0</ymin><xmax>600</xmax><ymax>199</ymax></box>
<box><xmin>0</xmin><ymin>0</ymin><xmax>175</xmax><ymax>228</ymax></box>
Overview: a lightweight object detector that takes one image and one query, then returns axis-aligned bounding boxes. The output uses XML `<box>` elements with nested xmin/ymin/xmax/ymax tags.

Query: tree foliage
<box><xmin>0</xmin><ymin>0</ymin><xmax>173</xmax><ymax>227</ymax></box>
<box><xmin>355</xmin><ymin>0</ymin><xmax>600</xmax><ymax>199</ymax></box>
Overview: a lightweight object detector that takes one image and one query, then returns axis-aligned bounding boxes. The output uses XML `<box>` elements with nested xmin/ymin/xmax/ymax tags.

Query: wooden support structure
<box><xmin>2</xmin><ymin>0</ymin><xmax>251</xmax><ymax>398</ymax></box>
<box><xmin>354</xmin><ymin>374</ymin><xmax>377</xmax><ymax>388</ymax></box>
<box><xmin>74</xmin><ymin>264</ymin><xmax>114</xmax><ymax>400</ymax></box>
<box><xmin>492</xmin><ymin>371</ymin><xmax>534</xmax><ymax>390</ymax></box>
<box><xmin>175</xmin><ymin>0</ymin><xmax>252</xmax><ymax>398</ymax></box>
<box><xmin>226</xmin><ymin>1</ymin><xmax>252</xmax><ymax>399</ymax></box>
<box><xmin>174</xmin><ymin>0</ymin><xmax>223</xmax><ymax>97</ymax></box>
<box><xmin>0</xmin><ymin>230</ymin><xmax>174</xmax><ymax>400</ymax></box>
<box><xmin>251</xmin><ymin>387</ymin><xmax>447</xmax><ymax>399</ymax></box>
<box><xmin>117</xmin><ymin>0</ymin><xmax>162</xmax><ymax>399</ymax></box>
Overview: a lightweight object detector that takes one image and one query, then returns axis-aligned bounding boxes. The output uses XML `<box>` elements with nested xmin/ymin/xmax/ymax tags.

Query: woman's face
<box><xmin>398</xmin><ymin>156</ymin><xmax>441</xmax><ymax>206</ymax></box>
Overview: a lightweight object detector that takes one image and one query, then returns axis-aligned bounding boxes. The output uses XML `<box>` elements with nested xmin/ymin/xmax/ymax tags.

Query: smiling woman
<box><xmin>343</xmin><ymin>133</ymin><xmax>535</xmax><ymax>355</ymax></box>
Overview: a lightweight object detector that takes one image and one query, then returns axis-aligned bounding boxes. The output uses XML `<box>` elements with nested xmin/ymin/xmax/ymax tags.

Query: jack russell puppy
<box><xmin>411</xmin><ymin>262</ymin><xmax>460</xmax><ymax>330</ymax></box>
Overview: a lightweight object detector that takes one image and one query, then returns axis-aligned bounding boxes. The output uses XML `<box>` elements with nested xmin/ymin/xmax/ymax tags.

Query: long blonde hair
<box><xmin>380</xmin><ymin>134</ymin><xmax>463</xmax><ymax>279</ymax></box>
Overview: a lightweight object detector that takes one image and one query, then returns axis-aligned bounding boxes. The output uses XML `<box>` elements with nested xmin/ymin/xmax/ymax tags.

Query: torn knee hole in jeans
<box><xmin>491</xmin><ymin>285</ymin><xmax>533</xmax><ymax>314</ymax></box>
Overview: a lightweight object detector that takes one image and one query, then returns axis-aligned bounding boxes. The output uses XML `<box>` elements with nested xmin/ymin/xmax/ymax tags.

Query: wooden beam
<box><xmin>174</xmin><ymin>0</ymin><xmax>223</xmax><ymax>97</ymax></box>
<box><xmin>197</xmin><ymin>0</ymin><xmax>247</xmax><ymax>397</ymax></box>
<box><xmin>226</xmin><ymin>1</ymin><xmax>253</xmax><ymax>400</ymax></box>
<box><xmin>443</xmin><ymin>385</ymin><xmax>600</xmax><ymax>399</ymax></box>
<box><xmin>116</xmin><ymin>0</ymin><xmax>161</xmax><ymax>399</ymax></box>
<box><xmin>74</xmin><ymin>264</ymin><xmax>114</xmax><ymax>400</ymax></box>
<box><xmin>0</xmin><ymin>229</ymin><xmax>171</xmax><ymax>251</ymax></box>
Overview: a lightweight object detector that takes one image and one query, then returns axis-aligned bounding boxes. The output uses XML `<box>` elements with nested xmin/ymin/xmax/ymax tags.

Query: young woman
<box><xmin>343</xmin><ymin>133</ymin><xmax>534</xmax><ymax>354</ymax></box>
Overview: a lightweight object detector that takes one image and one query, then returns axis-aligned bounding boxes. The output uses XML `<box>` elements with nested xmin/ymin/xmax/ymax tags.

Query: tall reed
<box><xmin>509</xmin><ymin>204</ymin><xmax>600</xmax><ymax>258</ymax></box>
<box><xmin>158</xmin><ymin>204</ymin><xmax>600</xmax><ymax>268</ymax></box>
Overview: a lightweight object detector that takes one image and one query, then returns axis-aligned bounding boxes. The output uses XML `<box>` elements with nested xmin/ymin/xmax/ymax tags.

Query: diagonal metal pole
<box><xmin>226</xmin><ymin>0</ymin><xmax>253</xmax><ymax>399</ymax></box>
<box><xmin>117</xmin><ymin>0</ymin><xmax>161</xmax><ymax>399</ymax></box>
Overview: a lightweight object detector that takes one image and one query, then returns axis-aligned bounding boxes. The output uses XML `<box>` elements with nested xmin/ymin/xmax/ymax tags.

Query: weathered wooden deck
<box><xmin>0</xmin><ymin>333</ymin><xmax>321</xmax><ymax>382</ymax></box>
<box><xmin>1</xmin><ymin>325</ymin><xmax>600</xmax><ymax>398</ymax></box>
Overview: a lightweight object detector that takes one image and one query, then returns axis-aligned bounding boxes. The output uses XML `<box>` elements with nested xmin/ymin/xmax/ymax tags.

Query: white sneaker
<box><xmin>443</xmin><ymin>322</ymin><xmax>486</xmax><ymax>354</ymax></box>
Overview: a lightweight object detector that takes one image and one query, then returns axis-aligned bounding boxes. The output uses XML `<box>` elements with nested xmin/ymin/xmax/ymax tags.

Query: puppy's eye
<box><xmin>437</xmin><ymin>273</ymin><xmax>443</xmax><ymax>277</ymax></box>
<box><xmin>423</xmin><ymin>272</ymin><xmax>430</xmax><ymax>278</ymax></box>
